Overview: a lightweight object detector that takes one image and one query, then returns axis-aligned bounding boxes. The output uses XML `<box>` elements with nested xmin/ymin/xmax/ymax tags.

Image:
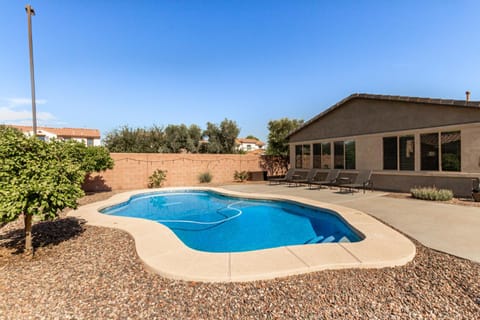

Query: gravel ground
<box><xmin>0</xmin><ymin>192</ymin><xmax>479</xmax><ymax>319</ymax></box>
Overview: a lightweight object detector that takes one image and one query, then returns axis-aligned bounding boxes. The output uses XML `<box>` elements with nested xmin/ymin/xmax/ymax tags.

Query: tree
<box><xmin>188</xmin><ymin>124</ymin><xmax>202</xmax><ymax>152</ymax></box>
<box><xmin>266</xmin><ymin>118</ymin><xmax>304</xmax><ymax>156</ymax></box>
<box><xmin>202</xmin><ymin>122</ymin><xmax>222</xmax><ymax>153</ymax></box>
<box><xmin>61</xmin><ymin>140</ymin><xmax>114</xmax><ymax>173</ymax></box>
<box><xmin>245</xmin><ymin>135</ymin><xmax>259</xmax><ymax>140</ymax></box>
<box><xmin>0</xmin><ymin>127</ymin><xmax>86</xmax><ymax>255</ymax></box>
<box><xmin>219</xmin><ymin>119</ymin><xmax>240</xmax><ymax>154</ymax></box>
<box><xmin>163</xmin><ymin>124</ymin><xmax>202</xmax><ymax>153</ymax></box>
<box><xmin>202</xmin><ymin>119</ymin><xmax>240</xmax><ymax>154</ymax></box>
<box><xmin>104</xmin><ymin>125</ymin><xmax>166</xmax><ymax>153</ymax></box>
<box><xmin>164</xmin><ymin>124</ymin><xmax>190</xmax><ymax>153</ymax></box>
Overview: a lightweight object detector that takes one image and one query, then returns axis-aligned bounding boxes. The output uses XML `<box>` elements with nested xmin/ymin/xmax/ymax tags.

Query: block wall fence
<box><xmin>83</xmin><ymin>153</ymin><xmax>266</xmax><ymax>191</ymax></box>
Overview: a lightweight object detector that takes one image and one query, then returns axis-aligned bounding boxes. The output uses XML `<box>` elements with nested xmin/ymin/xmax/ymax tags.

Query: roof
<box><xmin>9</xmin><ymin>125</ymin><xmax>101</xmax><ymax>139</ymax></box>
<box><xmin>236</xmin><ymin>138</ymin><xmax>265</xmax><ymax>147</ymax></box>
<box><xmin>287</xmin><ymin>93</ymin><xmax>480</xmax><ymax>139</ymax></box>
<box><xmin>247</xmin><ymin>149</ymin><xmax>266</xmax><ymax>155</ymax></box>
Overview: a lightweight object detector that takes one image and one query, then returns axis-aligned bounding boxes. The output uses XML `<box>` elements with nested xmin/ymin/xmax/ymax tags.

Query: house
<box><xmin>236</xmin><ymin>138</ymin><xmax>266</xmax><ymax>153</ymax></box>
<box><xmin>287</xmin><ymin>93</ymin><xmax>480</xmax><ymax>196</ymax></box>
<box><xmin>9</xmin><ymin>125</ymin><xmax>101</xmax><ymax>146</ymax></box>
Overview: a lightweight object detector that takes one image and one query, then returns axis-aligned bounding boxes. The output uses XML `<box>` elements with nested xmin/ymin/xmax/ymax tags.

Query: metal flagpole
<box><xmin>25</xmin><ymin>4</ymin><xmax>37</xmax><ymax>136</ymax></box>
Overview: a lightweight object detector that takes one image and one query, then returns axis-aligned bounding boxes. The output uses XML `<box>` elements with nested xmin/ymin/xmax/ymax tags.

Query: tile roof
<box><xmin>287</xmin><ymin>93</ymin><xmax>480</xmax><ymax>139</ymax></box>
<box><xmin>8</xmin><ymin>125</ymin><xmax>100</xmax><ymax>138</ymax></box>
<box><xmin>236</xmin><ymin>138</ymin><xmax>265</xmax><ymax>146</ymax></box>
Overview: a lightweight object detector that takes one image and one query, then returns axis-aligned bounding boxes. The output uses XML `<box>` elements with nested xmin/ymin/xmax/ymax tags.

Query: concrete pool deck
<box><xmin>69</xmin><ymin>187</ymin><xmax>416</xmax><ymax>282</ymax></box>
<box><xmin>222</xmin><ymin>183</ymin><xmax>480</xmax><ymax>263</ymax></box>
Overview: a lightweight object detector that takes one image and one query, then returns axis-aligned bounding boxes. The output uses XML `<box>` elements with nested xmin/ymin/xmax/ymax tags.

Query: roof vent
<box><xmin>466</xmin><ymin>90</ymin><xmax>471</xmax><ymax>102</ymax></box>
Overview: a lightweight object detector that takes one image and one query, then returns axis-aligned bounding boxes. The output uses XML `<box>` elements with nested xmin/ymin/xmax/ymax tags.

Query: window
<box><xmin>441</xmin><ymin>131</ymin><xmax>461</xmax><ymax>171</ymax></box>
<box><xmin>399</xmin><ymin>135</ymin><xmax>415</xmax><ymax>170</ymax></box>
<box><xmin>334</xmin><ymin>141</ymin><xmax>344</xmax><ymax>169</ymax></box>
<box><xmin>344</xmin><ymin>141</ymin><xmax>355</xmax><ymax>169</ymax></box>
<box><xmin>302</xmin><ymin>145</ymin><xmax>311</xmax><ymax>168</ymax></box>
<box><xmin>420</xmin><ymin>131</ymin><xmax>461</xmax><ymax>172</ymax></box>
<box><xmin>294</xmin><ymin>144</ymin><xmax>312</xmax><ymax>169</ymax></box>
<box><xmin>383</xmin><ymin>137</ymin><xmax>398</xmax><ymax>170</ymax></box>
<box><xmin>421</xmin><ymin>133</ymin><xmax>439</xmax><ymax>171</ymax></box>
<box><xmin>87</xmin><ymin>138</ymin><xmax>94</xmax><ymax>147</ymax></box>
<box><xmin>295</xmin><ymin>145</ymin><xmax>303</xmax><ymax>168</ymax></box>
<box><xmin>313</xmin><ymin>144</ymin><xmax>322</xmax><ymax>168</ymax></box>
<box><xmin>312</xmin><ymin>142</ymin><xmax>332</xmax><ymax>169</ymax></box>
<box><xmin>321</xmin><ymin>142</ymin><xmax>331</xmax><ymax>169</ymax></box>
<box><xmin>332</xmin><ymin>141</ymin><xmax>355</xmax><ymax>169</ymax></box>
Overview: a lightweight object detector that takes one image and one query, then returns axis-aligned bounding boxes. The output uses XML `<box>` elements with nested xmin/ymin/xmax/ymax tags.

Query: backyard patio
<box><xmin>1</xmin><ymin>186</ymin><xmax>479</xmax><ymax>319</ymax></box>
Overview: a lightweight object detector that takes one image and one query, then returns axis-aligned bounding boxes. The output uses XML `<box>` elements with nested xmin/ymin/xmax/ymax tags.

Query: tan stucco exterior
<box><xmin>288</xmin><ymin>94</ymin><xmax>480</xmax><ymax>196</ymax></box>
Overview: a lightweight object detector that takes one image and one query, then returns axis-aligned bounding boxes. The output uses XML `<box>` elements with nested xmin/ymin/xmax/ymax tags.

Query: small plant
<box><xmin>234</xmin><ymin>170</ymin><xmax>248</xmax><ymax>182</ymax></box>
<box><xmin>410</xmin><ymin>187</ymin><xmax>453</xmax><ymax>201</ymax></box>
<box><xmin>148</xmin><ymin>169</ymin><xmax>167</xmax><ymax>188</ymax></box>
<box><xmin>198</xmin><ymin>171</ymin><xmax>213</xmax><ymax>183</ymax></box>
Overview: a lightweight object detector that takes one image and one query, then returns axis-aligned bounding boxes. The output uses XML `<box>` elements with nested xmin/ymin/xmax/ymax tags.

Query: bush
<box><xmin>0</xmin><ymin>126</ymin><xmax>86</xmax><ymax>254</ymax></box>
<box><xmin>61</xmin><ymin>140</ymin><xmax>114</xmax><ymax>173</ymax></box>
<box><xmin>234</xmin><ymin>170</ymin><xmax>248</xmax><ymax>182</ymax></box>
<box><xmin>410</xmin><ymin>187</ymin><xmax>453</xmax><ymax>201</ymax></box>
<box><xmin>148</xmin><ymin>169</ymin><xmax>167</xmax><ymax>188</ymax></box>
<box><xmin>198</xmin><ymin>171</ymin><xmax>213</xmax><ymax>183</ymax></box>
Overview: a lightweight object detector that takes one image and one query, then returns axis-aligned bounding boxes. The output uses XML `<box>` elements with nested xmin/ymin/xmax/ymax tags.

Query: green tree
<box><xmin>0</xmin><ymin>127</ymin><xmax>86</xmax><ymax>255</ymax></box>
<box><xmin>104</xmin><ymin>124</ymin><xmax>204</xmax><ymax>153</ymax></box>
<box><xmin>202</xmin><ymin>122</ymin><xmax>223</xmax><ymax>153</ymax></box>
<box><xmin>202</xmin><ymin>119</ymin><xmax>240</xmax><ymax>154</ymax></box>
<box><xmin>164</xmin><ymin>124</ymin><xmax>190</xmax><ymax>153</ymax></box>
<box><xmin>61</xmin><ymin>140</ymin><xmax>114</xmax><ymax>173</ymax></box>
<box><xmin>245</xmin><ymin>135</ymin><xmax>259</xmax><ymax>140</ymax></box>
<box><xmin>188</xmin><ymin>124</ymin><xmax>202</xmax><ymax>152</ymax></box>
<box><xmin>219</xmin><ymin>119</ymin><xmax>240</xmax><ymax>153</ymax></box>
<box><xmin>104</xmin><ymin>125</ymin><xmax>166</xmax><ymax>153</ymax></box>
<box><xmin>266</xmin><ymin>118</ymin><xmax>303</xmax><ymax>156</ymax></box>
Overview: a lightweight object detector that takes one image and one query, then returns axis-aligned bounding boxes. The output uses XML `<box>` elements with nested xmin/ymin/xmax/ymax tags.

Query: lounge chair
<box><xmin>472</xmin><ymin>178</ymin><xmax>480</xmax><ymax>202</ymax></box>
<box><xmin>341</xmin><ymin>170</ymin><xmax>373</xmax><ymax>194</ymax></box>
<box><xmin>309</xmin><ymin>169</ymin><xmax>340</xmax><ymax>189</ymax></box>
<box><xmin>286</xmin><ymin>169</ymin><xmax>312</xmax><ymax>187</ymax></box>
<box><xmin>268</xmin><ymin>168</ymin><xmax>295</xmax><ymax>185</ymax></box>
<box><xmin>290</xmin><ymin>169</ymin><xmax>318</xmax><ymax>186</ymax></box>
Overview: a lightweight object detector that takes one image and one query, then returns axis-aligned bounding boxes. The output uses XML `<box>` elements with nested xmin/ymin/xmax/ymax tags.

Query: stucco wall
<box><xmin>83</xmin><ymin>153</ymin><xmax>264</xmax><ymax>191</ymax></box>
<box><xmin>289</xmin><ymin>98</ymin><xmax>480</xmax><ymax>143</ymax></box>
<box><xmin>462</xmin><ymin>126</ymin><xmax>480</xmax><ymax>172</ymax></box>
<box><xmin>371</xmin><ymin>173</ymin><xmax>477</xmax><ymax>197</ymax></box>
<box><xmin>356</xmin><ymin>136</ymin><xmax>382</xmax><ymax>170</ymax></box>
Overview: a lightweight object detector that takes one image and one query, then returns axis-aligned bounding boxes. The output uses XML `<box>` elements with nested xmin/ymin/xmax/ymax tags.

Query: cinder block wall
<box><xmin>83</xmin><ymin>153</ymin><xmax>264</xmax><ymax>191</ymax></box>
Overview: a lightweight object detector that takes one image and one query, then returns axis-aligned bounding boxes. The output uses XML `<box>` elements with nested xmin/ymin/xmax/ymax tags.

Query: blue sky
<box><xmin>1</xmin><ymin>1</ymin><xmax>479</xmax><ymax>142</ymax></box>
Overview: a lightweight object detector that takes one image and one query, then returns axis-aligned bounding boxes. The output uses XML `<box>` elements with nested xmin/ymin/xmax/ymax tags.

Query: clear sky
<box><xmin>1</xmin><ymin>1</ymin><xmax>479</xmax><ymax>142</ymax></box>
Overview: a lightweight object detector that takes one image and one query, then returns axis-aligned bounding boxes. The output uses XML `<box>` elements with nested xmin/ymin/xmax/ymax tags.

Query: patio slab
<box><xmin>223</xmin><ymin>183</ymin><xmax>480</xmax><ymax>263</ymax></box>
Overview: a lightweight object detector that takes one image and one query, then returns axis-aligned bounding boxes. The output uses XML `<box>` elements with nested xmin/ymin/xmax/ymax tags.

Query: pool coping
<box><xmin>68</xmin><ymin>187</ymin><xmax>416</xmax><ymax>282</ymax></box>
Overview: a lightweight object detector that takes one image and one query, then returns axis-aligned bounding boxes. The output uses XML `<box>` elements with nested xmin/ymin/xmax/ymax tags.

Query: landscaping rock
<box><xmin>0</xmin><ymin>191</ymin><xmax>478</xmax><ymax>319</ymax></box>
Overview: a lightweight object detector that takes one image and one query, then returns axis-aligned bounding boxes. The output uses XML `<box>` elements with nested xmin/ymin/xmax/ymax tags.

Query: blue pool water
<box><xmin>101</xmin><ymin>190</ymin><xmax>362</xmax><ymax>253</ymax></box>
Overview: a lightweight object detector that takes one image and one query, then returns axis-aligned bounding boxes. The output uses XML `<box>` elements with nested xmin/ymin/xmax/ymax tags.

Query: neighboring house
<box><xmin>236</xmin><ymin>138</ymin><xmax>266</xmax><ymax>153</ymax></box>
<box><xmin>287</xmin><ymin>93</ymin><xmax>480</xmax><ymax>196</ymax></box>
<box><xmin>8</xmin><ymin>125</ymin><xmax>101</xmax><ymax>146</ymax></box>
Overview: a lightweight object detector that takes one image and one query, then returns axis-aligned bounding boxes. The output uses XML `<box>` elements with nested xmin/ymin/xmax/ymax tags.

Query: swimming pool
<box><xmin>101</xmin><ymin>190</ymin><xmax>362</xmax><ymax>252</ymax></box>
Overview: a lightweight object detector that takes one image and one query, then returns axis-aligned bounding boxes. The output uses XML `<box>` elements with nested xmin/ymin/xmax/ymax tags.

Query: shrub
<box><xmin>234</xmin><ymin>170</ymin><xmax>248</xmax><ymax>182</ymax></box>
<box><xmin>148</xmin><ymin>169</ymin><xmax>167</xmax><ymax>188</ymax></box>
<box><xmin>0</xmin><ymin>126</ymin><xmax>86</xmax><ymax>255</ymax></box>
<box><xmin>410</xmin><ymin>187</ymin><xmax>453</xmax><ymax>201</ymax></box>
<box><xmin>198</xmin><ymin>171</ymin><xmax>213</xmax><ymax>183</ymax></box>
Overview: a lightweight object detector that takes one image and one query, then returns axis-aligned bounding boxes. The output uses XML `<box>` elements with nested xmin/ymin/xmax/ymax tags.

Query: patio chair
<box><xmin>286</xmin><ymin>169</ymin><xmax>314</xmax><ymax>187</ymax></box>
<box><xmin>309</xmin><ymin>169</ymin><xmax>340</xmax><ymax>189</ymax></box>
<box><xmin>340</xmin><ymin>170</ymin><xmax>373</xmax><ymax>194</ymax></box>
<box><xmin>290</xmin><ymin>169</ymin><xmax>318</xmax><ymax>186</ymax></box>
<box><xmin>268</xmin><ymin>168</ymin><xmax>295</xmax><ymax>185</ymax></box>
<box><xmin>472</xmin><ymin>178</ymin><xmax>480</xmax><ymax>202</ymax></box>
